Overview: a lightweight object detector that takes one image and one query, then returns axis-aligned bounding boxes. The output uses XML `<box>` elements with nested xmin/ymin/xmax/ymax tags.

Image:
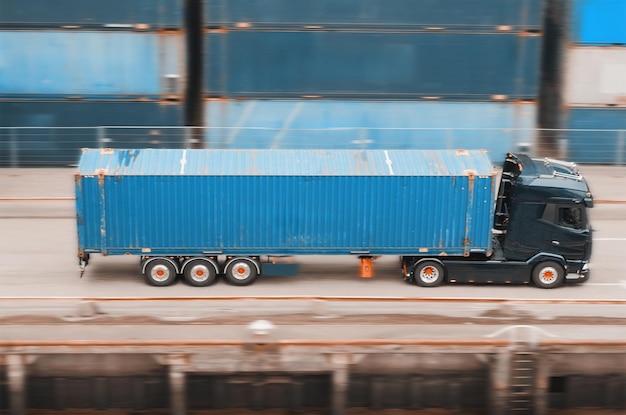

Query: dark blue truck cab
<box><xmin>404</xmin><ymin>153</ymin><xmax>593</xmax><ymax>288</ymax></box>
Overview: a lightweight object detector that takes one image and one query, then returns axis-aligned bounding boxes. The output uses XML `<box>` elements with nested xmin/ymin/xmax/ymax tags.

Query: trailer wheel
<box><xmin>532</xmin><ymin>261</ymin><xmax>564</xmax><ymax>289</ymax></box>
<box><xmin>414</xmin><ymin>261</ymin><xmax>445</xmax><ymax>287</ymax></box>
<box><xmin>224</xmin><ymin>257</ymin><xmax>259</xmax><ymax>286</ymax></box>
<box><xmin>143</xmin><ymin>258</ymin><xmax>177</xmax><ymax>286</ymax></box>
<box><xmin>183</xmin><ymin>258</ymin><xmax>218</xmax><ymax>287</ymax></box>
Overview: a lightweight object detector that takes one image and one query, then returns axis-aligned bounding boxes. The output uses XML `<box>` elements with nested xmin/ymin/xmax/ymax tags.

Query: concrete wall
<box><xmin>2</xmin><ymin>343</ymin><xmax>626</xmax><ymax>414</ymax></box>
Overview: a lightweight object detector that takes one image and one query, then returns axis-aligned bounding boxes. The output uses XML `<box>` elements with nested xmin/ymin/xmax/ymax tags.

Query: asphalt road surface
<box><xmin>1</xmin><ymin>167</ymin><xmax>625</xmax><ymax>300</ymax></box>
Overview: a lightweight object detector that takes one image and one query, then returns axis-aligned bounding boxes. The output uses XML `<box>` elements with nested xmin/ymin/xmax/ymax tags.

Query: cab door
<box><xmin>542</xmin><ymin>203</ymin><xmax>590</xmax><ymax>260</ymax></box>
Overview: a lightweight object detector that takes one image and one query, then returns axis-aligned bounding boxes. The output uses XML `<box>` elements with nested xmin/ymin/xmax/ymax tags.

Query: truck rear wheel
<box><xmin>532</xmin><ymin>261</ymin><xmax>564</xmax><ymax>289</ymax></box>
<box><xmin>143</xmin><ymin>258</ymin><xmax>177</xmax><ymax>286</ymax></box>
<box><xmin>224</xmin><ymin>257</ymin><xmax>259</xmax><ymax>286</ymax></box>
<box><xmin>183</xmin><ymin>258</ymin><xmax>218</xmax><ymax>287</ymax></box>
<box><xmin>414</xmin><ymin>260</ymin><xmax>445</xmax><ymax>287</ymax></box>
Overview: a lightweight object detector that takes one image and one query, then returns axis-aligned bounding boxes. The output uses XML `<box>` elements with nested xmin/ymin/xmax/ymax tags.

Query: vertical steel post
<box><xmin>169</xmin><ymin>363</ymin><xmax>187</xmax><ymax>415</ymax></box>
<box><xmin>7</xmin><ymin>355</ymin><xmax>26</xmax><ymax>415</ymax></box>
<box><xmin>9</xmin><ymin>128</ymin><xmax>18</xmax><ymax>168</ymax></box>
<box><xmin>184</xmin><ymin>0</ymin><xmax>205</xmax><ymax>149</ymax></box>
<box><xmin>97</xmin><ymin>126</ymin><xmax>106</xmax><ymax>148</ymax></box>
<box><xmin>537</xmin><ymin>0</ymin><xmax>567</xmax><ymax>158</ymax></box>
<box><xmin>445</xmin><ymin>128</ymin><xmax>453</xmax><ymax>150</ymax></box>
<box><xmin>330</xmin><ymin>354</ymin><xmax>350</xmax><ymax>415</ymax></box>
<box><xmin>184</xmin><ymin>126</ymin><xmax>192</xmax><ymax>148</ymax></box>
<box><xmin>488</xmin><ymin>349</ymin><xmax>510</xmax><ymax>415</ymax></box>
<box><xmin>533</xmin><ymin>355</ymin><xmax>550</xmax><ymax>415</ymax></box>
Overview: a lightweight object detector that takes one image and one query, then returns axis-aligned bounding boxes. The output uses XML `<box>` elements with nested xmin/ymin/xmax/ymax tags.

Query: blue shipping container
<box><xmin>571</xmin><ymin>0</ymin><xmax>626</xmax><ymax>45</ymax></box>
<box><xmin>205</xmin><ymin>31</ymin><xmax>541</xmax><ymax>100</ymax></box>
<box><xmin>204</xmin><ymin>100</ymin><xmax>537</xmax><ymax>159</ymax></box>
<box><xmin>0</xmin><ymin>100</ymin><xmax>183</xmax><ymax>167</ymax></box>
<box><xmin>76</xmin><ymin>148</ymin><xmax>496</xmax><ymax>257</ymax></box>
<box><xmin>566</xmin><ymin>107</ymin><xmax>626</xmax><ymax>164</ymax></box>
<box><xmin>0</xmin><ymin>31</ymin><xmax>184</xmax><ymax>99</ymax></box>
<box><xmin>205</xmin><ymin>0</ymin><xmax>544</xmax><ymax>31</ymax></box>
<box><xmin>0</xmin><ymin>0</ymin><xmax>183</xmax><ymax>29</ymax></box>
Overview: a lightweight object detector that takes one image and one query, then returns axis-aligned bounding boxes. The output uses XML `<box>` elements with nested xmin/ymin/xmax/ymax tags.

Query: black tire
<box><xmin>183</xmin><ymin>258</ymin><xmax>218</xmax><ymax>287</ymax></box>
<box><xmin>532</xmin><ymin>261</ymin><xmax>565</xmax><ymax>289</ymax></box>
<box><xmin>143</xmin><ymin>258</ymin><xmax>177</xmax><ymax>286</ymax></box>
<box><xmin>224</xmin><ymin>257</ymin><xmax>259</xmax><ymax>286</ymax></box>
<box><xmin>413</xmin><ymin>260</ymin><xmax>445</xmax><ymax>287</ymax></box>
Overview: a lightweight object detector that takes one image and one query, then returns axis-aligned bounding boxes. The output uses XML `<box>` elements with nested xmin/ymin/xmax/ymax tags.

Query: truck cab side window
<box><xmin>541</xmin><ymin>203</ymin><xmax>556</xmax><ymax>222</ymax></box>
<box><xmin>558</xmin><ymin>206</ymin><xmax>584</xmax><ymax>229</ymax></box>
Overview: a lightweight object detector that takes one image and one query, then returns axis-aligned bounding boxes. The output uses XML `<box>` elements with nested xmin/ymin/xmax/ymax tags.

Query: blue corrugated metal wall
<box><xmin>0</xmin><ymin>101</ymin><xmax>183</xmax><ymax>166</ymax></box>
<box><xmin>565</xmin><ymin>0</ymin><xmax>626</xmax><ymax>163</ymax></box>
<box><xmin>0</xmin><ymin>101</ymin><xmax>182</xmax><ymax>128</ymax></box>
<box><xmin>0</xmin><ymin>0</ymin><xmax>183</xmax><ymax>29</ymax></box>
<box><xmin>571</xmin><ymin>0</ymin><xmax>626</xmax><ymax>45</ymax></box>
<box><xmin>0</xmin><ymin>31</ymin><xmax>183</xmax><ymax>99</ymax></box>
<box><xmin>203</xmin><ymin>100</ymin><xmax>536</xmax><ymax>159</ymax></box>
<box><xmin>205</xmin><ymin>0</ymin><xmax>543</xmax><ymax>31</ymax></box>
<box><xmin>201</xmin><ymin>0</ymin><xmax>544</xmax><ymax>159</ymax></box>
<box><xmin>1</xmin><ymin>0</ymin><xmax>185</xmax><ymax>165</ymax></box>
<box><xmin>204</xmin><ymin>31</ymin><xmax>541</xmax><ymax>100</ymax></box>
<box><xmin>5</xmin><ymin>0</ymin><xmax>621</xmax><ymax>164</ymax></box>
<box><xmin>566</xmin><ymin>108</ymin><xmax>626</xmax><ymax>164</ymax></box>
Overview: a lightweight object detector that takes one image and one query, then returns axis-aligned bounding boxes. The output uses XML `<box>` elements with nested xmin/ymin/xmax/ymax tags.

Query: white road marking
<box><xmin>585</xmin><ymin>280</ymin><xmax>626</xmax><ymax>288</ymax></box>
<box><xmin>595</xmin><ymin>238</ymin><xmax>626</xmax><ymax>241</ymax></box>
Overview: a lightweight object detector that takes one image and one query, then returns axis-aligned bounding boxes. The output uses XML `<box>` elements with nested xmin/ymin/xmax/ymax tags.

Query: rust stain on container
<box><xmin>519</xmin><ymin>30</ymin><xmax>542</xmax><ymax>37</ymax></box>
<box><xmin>206</xmin><ymin>27</ymin><xmax>228</xmax><ymax>34</ymax></box>
<box><xmin>158</xmin><ymin>28</ymin><xmax>182</xmax><ymax>34</ymax></box>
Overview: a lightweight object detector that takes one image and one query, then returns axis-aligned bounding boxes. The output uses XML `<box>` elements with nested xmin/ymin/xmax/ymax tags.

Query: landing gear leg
<box><xmin>79</xmin><ymin>254</ymin><xmax>90</xmax><ymax>278</ymax></box>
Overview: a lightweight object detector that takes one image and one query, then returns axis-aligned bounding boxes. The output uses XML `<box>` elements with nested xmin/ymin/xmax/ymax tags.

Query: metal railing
<box><xmin>1</xmin><ymin>126</ymin><xmax>625</xmax><ymax>166</ymax></box>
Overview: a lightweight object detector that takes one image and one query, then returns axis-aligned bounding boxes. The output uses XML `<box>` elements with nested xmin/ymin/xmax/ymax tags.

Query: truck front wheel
<box><xmin>532</xmin><ymin>261</ymin><xmax>565</xmax><ymax>289</ymax></box>
<box><xmin>414</xmin><ymin>261</ymin><xmax>445</xmax><ymax>287</ymax></box>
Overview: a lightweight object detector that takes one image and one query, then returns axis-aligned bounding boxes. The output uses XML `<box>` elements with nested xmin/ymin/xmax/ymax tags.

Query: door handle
<box><xmin>552</xmin><ymin>240</ymin><xmax>560</xmax><ymax>245</ymax></box>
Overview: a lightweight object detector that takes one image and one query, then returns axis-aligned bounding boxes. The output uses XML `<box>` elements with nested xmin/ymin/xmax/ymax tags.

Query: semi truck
<box><xmin>75</xmin><ymin>148</ymin><xmax>593</xmax><ymax>288</ymax></box>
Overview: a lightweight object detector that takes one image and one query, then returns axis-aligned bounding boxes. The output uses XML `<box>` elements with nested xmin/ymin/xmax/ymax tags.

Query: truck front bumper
<box><xmin>565</xmin><ymin>261</ymin><xmax>590</xmax><ymax>283</ymax></box>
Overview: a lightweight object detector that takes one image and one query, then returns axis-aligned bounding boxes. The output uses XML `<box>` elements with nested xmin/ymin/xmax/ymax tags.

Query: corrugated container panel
<box><xmin>79</xmin><ymin>148</ymin><xmax>493</xmax><ymax>176</ymax></box>
<box><xmin>0</xmin><ymin>31</ymin><xmax>184</xmax><ymax>99</ymax></box>
<box><xmin>0</xmin><ymin>0</ymin><xmax>183</xmax><ymax>29</ymax></box>
<box><xmin>0</xmin><ymin>100</ymin><xmax>183</xmax><ymax>127</ymax></box>
<box><xmin>0</xmin><ymin>101</ymin><xmax>183</xmax><ymax>167</ymax></box>
<box><xmin>565</xmin><ymin>47</ymin><xmax>626</xmax><ymax>105</ymax></box>
<box><xmin>204</xmin><ymin>31</ymin><xmax>541</xmax><ymax>100</ymax></box>
<box><xmin>571</xmin><ymin>0</ymin><xmax>626</xmax><ymax>45</ymax></box>
<box><xmin>566</xmin><ymin>107</ymin><xmax>626</xmax><ymax>164</ymax></box>
<box><xmin>204</xmin><ymin>100</ymin><xmax>537</xmax><ymax>159</ymax></box>
<box><xmin>76</xmin><ymin>149</ymin><xmax>495</xmax><ymax>256</ymax></box>
<box><xmin>205</xmin><ymin>0</ymin><xmax>544</xmax><ymax>31</ymax></box>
